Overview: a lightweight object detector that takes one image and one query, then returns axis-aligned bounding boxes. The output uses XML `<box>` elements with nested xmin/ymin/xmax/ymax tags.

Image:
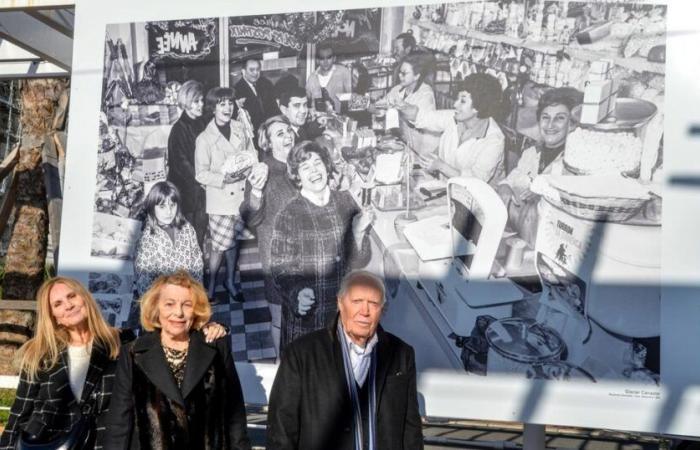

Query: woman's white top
<box><xmin>67</xmin><ymin>344</ymin><xmax>91</xmax><ymax>400</ymax></box>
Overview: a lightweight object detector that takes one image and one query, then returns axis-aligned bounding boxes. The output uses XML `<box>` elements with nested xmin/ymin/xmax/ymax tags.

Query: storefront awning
<box><xmin>0</xmin><ymin>1</ymin><xmax>73</xmax><ymax>78</ymax></box>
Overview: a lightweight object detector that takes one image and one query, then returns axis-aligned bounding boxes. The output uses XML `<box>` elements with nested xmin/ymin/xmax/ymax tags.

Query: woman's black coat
<box><xmin>0</xmin><ymin>330</ymin><xmax>134</xmax><ymax>450</ymax></box>
<box><xmin>103</xmin><ymin>330</ymin><xmax>251</xmax><ymax>450</ymax></box>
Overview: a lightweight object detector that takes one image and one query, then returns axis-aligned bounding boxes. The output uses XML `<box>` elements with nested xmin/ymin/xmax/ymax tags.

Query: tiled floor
<box><xmin>209</xmin><ymin>239</ymin><xmax>277</xmax><ymax>363</ymax></box>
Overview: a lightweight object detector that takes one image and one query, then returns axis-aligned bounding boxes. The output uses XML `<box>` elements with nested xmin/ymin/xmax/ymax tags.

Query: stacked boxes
<box><xmin>580</xmin><ymin>60</ymin><xmax>619</xmax><ymax>124</ymax></box>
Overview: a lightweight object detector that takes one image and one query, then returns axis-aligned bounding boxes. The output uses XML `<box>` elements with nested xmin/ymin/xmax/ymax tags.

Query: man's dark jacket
<box><xmin>233</xmin><ymin>76</ymin><xmax>280</xmax><ymax>137</ymax></box>
<box><xmin>266</xmin><ymin>317</ymin><xmax>424</xmax><ymax>450</ymax></box>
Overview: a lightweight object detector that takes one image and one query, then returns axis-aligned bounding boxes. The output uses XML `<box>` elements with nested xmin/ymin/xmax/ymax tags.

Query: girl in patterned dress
<box><xmin>133</xmin><ymin>181</ymin><xmax>203</xmax><ymax>296</ymax></box>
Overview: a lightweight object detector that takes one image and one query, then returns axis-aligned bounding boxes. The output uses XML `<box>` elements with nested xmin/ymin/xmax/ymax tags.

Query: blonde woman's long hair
<box><xmin>17</xmin><ymin>277</ymin><xmax>121</xmax><ymax>380</ymax></box>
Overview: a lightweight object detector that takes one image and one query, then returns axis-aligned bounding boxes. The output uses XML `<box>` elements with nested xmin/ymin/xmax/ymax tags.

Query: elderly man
<box><xmin>234</xmin><ymin>58</ymin><xmax>280</xmax><ymax>139</ymax></box>
<box><xmin>278</xmin><ymin>86</ymin><xmax>324</xmax><ymax>142</ymax></box>
<box><xmin>497</xmin><ymin>87</ymin><xmax>581</xmax><ymax>245</ymax></box>
<box><xmin>267</xmin><ymin>270</ymin><xmax>424</xmax><ymax>450</ymax></box>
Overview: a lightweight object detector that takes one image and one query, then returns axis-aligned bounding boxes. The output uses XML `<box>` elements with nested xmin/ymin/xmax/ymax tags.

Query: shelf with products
<box><xmin>408</xmin><ymin>19</ymin><xmax>664</xmax><ymax>76</ymax></box>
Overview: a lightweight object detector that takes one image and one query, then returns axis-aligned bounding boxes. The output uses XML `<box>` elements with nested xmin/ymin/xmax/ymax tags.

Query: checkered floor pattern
<box><xmin>209</xmin><ymin>238</ymin><xmax>277</xmax><ymax>363</ymax></box>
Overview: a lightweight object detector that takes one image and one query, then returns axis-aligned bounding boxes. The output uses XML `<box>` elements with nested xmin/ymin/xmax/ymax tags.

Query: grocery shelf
<box><xmin>408</xmin><ymin>19</ymin><xmax>665</xmax><ymax>75</ymax></box>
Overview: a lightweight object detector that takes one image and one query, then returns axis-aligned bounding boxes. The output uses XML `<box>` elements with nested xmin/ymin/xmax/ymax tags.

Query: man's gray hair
<box><xmin>338</xmin><ymin>270</ymin><xmax>386</xmax><ymax>304</ymax></box>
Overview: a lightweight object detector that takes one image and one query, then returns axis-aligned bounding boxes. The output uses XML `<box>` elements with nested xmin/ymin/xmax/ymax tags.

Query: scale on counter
<box><xmin>403</xmin><ymin>177</ymin><xmax>524</xmax><ymax>333</ymax></box>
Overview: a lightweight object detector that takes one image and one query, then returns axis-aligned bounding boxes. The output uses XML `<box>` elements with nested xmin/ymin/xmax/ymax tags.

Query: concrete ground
<box><xmin>245</xmin><ymin>409</ymin><xmax>670</xmax><ymax>449</ymax></box>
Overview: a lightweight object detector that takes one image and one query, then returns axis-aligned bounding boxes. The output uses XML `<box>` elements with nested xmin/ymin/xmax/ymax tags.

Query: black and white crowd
<box><xmin>0</xmin><ymin>31</ymin><xmax>589</xmax><ymax>449</ymax></box>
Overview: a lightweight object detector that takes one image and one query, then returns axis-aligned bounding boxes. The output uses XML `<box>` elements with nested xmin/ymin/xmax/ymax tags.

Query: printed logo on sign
<box><xmin>557</xmin><ymin>220</ymin><xmax>573</xmax><ymax>235</ymax></box>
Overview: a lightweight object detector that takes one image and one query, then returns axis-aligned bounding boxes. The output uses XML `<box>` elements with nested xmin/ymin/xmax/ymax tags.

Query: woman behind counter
<box><xmin>195</xmin><ymin>87</ymin><xmax>261</xmax><ymax>303</ymax></box>
<box><xmin>104</xmin><ymin>271</ymin><xmax>251</xmax><ymax>450</ymax></box>
<box><xmin>399</xmin><ymin>73</ymin><xmax>506</xmax><ymax>184</ymax></box>
<box><xmin>373</xmin><ymin>53</ymin><xmax>439</xmax><ymax>155</ymax></box>
<box><xmin>240</xmin><ymin>115</ymin><xmax>296</xmax><ymax>357</ymax></box>
<box><xmin>269</xmin><ymin>141</ymin><xmax>373</xmax><ymax>351</ymax></box>
<box><xmin>134</xmin><ymin>180</ymin><xmax>203</xmax><ymax>297</ymax></box>
<box><xmin>167</xmin><ymin>80</ymin><xmax>207</xmax><ymax>248</ymax></box>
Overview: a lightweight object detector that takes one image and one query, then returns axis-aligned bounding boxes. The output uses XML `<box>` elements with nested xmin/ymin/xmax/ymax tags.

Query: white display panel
<box><xmin>59</xmin><ymin>0</ymin><xmax>700</xmax><ymax>437</ymax></box>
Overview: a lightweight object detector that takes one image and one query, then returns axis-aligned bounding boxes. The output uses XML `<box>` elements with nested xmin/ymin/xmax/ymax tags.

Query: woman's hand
<box><xmin>202</xmin><ymin>322</ymin><xmax>229</xmax><ymax>343</ymax></box>
<box><xmin>396</xmin><ymin>103</ymin><xmax>419</xmax><ymax>121</ymax></box>
<box><xmin>352</xmin><ymin>207</ymin><xmax>376</xmax><ymax>236</ymax></box>
<box><xmin>247</xmin><ymin>162</ymin><xmax>269</xmax><ymax>192</ymax></box>
<box><xmin>496</xmin><ymin>184</ymin><xmax>519</xmax><ymax>206</ymax></box>
<box><xmin>296</xmin><ymin>288</ymin><xmax>316</xmax><ymax>316</ymax></box>
<box><xmin>416</xmin><ymin>151</ymin><xmax>439</xmax><ymax>171</ymax></box>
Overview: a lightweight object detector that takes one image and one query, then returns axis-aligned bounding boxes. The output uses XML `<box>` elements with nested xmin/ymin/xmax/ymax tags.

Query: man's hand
<box><xmin>296</xmin><ymin>288</ymin><xmax>316</xmax><ymax>316</ymax></box>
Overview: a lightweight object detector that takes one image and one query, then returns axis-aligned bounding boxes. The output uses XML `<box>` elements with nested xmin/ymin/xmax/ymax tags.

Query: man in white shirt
<box><xmin>267</xmin><ymin>270</ymin><xmax>423</xmax><ymax>450</ymax></box>
<box><xmin>306</xmin><ymin>42</ymin><xmax>352</xmax><ymax>114</ymax></box>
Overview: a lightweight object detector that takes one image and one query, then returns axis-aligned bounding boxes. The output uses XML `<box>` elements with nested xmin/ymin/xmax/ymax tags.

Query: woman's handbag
<box><xmin>16</xmin><ymin>387</ymin><xmax>98</xmax><ymax>450</ymax></box>
<box><xmin>16</xmin><ymin>413</ymin><xmax>95</xmax><ymax>450</ymax></box>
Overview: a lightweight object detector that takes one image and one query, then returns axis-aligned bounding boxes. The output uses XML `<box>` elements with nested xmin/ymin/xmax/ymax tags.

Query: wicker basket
<box><xmin>556</xmin><ymin>189</ymin><xmax>647</xmax><ymax>222</ymax></box>
<box><xmin>563</xmin><ymin>160</ymin><xmax>641</xmax><ymax>178</ymax></box>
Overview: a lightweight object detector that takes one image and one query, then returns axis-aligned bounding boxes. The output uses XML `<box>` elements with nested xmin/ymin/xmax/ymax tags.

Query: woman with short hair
<box><xmin>240</xmin><ymin>115</ymin><xmax>296</xmax><ymax>356</ymax></box>
<box><xmin>399</xmin><ymin>73</ymin><xmax>506</xmax><ymax>185</ymax></box>
<box><xmin>269</xmin><ymin>141</ymin><xmax>373</xmax><ymax>351</ymax></box>
<box><xmin>195</xmin><ymin>87</ymin><xmax>261</xmax><ymax>303</ymax></box>
<box><xmin>104</xmin><ymin>271</ymin><xmax>251</xmax><ymax>450</ymax></box>
<box><xmin>167</xmin><ymin>79</ymin><xmax>208</xmax><ymax>247</ymax></box>
<box><xmin>373</xmin><ymin>53</ymin><xmax>439</xmax><ymax>154</ymax></box>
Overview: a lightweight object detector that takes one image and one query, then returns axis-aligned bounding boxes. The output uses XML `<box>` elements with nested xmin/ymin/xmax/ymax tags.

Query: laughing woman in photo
<box><xmin>104</xmin><ymin>271</ymin><xmax>251</xmax><ymax>450</ymax></box>
<box><xmin>133</xmin><ymin>181</ymin><xmax>204</xmax><ymax>297</ymax></box>
<box><xmin>240</xmin><ymin>115</ymin><xmax>296</xmax><ymax>357</ymax></box>
<box><xmin>195</xmin><ymin>87</ymin><xmax>260</xmax><ymax>303</ymax></box>
<box><xmin>269</xmin><ymin>141</ymin><xmax>373</xmax><ymax>352</ymax></box>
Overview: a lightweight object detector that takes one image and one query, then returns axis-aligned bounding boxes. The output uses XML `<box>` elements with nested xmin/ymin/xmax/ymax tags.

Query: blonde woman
<box><xmin>104</xmin><ymin>271</ymin><xmax>251</xmax><ymax>450</ymax></box>
<box><xmin>0</xmin><ymin>277</ymin><xmax>122</xmax><ymax>450</ymax></box>
<box><xmin>0</xmin><ymin>277</ymin><xmax>227</xmax><ymax>450</ymax></box>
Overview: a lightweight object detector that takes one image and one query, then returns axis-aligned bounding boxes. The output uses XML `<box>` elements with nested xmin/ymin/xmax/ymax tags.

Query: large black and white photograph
<box><xmin>88</xmin><ymin>1</ymin><xmax>666</xmax><ymax>383</ymax></box>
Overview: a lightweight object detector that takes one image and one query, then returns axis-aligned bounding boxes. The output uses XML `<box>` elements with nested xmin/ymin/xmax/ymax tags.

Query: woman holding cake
<box><xmin>397</xmin><ymin>73</ymin><xmax>506</xmax><ymax>184</ymax></box>
<box><xmin>195</xmin><ymin>86</ymin><xmax>262</xmax><ymax>303</ymax></box>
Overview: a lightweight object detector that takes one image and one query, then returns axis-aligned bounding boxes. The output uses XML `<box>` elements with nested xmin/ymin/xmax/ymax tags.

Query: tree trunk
<box><xmin>0</xmin><ymin>79</ymin><xmax>68</xmax><ymax>375</ymax></box>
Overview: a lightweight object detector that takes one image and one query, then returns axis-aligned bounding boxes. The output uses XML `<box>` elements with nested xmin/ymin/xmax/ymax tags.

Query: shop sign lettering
<box><xmin>229</xmin><ymin>24</ymin><xmax>304</xmax><ymax>51</ymax></box>
<box><xmin>155</xmin><ymin>32</ymin><xmax>198</xmax><ymax>55</ymax></box>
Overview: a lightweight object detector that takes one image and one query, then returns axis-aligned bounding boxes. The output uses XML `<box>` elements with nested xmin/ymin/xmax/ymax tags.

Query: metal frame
<box><xmin>0</xmin><ymin>1</ymin><xmax>73</xmax><ymax>78</ymax></box>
